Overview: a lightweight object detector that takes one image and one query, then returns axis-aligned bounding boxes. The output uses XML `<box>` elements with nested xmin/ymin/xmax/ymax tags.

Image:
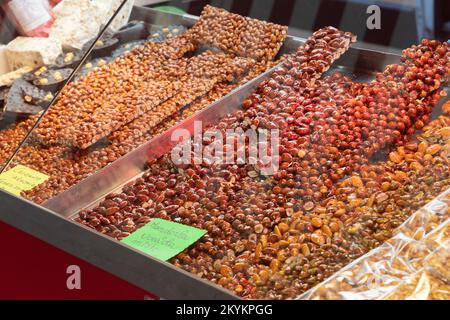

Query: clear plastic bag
<box><xmin>301</xmin><ymin>187</ymin><xmax>450</xmax><ymax>300</ymax></box>
<box><xmin>424</xmin><ymin>246</ymin><xmax>449</xmax><ymax>281</ymax></box>
<box><xmin>300</xmin><ymin>235</ymin><xmax>431</xmax><ymax>300</ymax></box>
<box><xmin>399</xmin><ymin>199</ymin><xmax>449</xmax><ymax>241</ymax></box>
<box><xmin>384</xmin><ymin>268</ymin><xmax>450</xmax><ymax>300</ymax></box>
<box><xmin>425</xmin><ymin>219</ymin><xmax>450</xmax><ymax>250</ymax></box>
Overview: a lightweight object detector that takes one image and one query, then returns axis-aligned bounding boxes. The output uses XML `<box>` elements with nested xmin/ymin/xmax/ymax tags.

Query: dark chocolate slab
<box><xmin>4</xmin><ymin>78</ymin><xmax>45</xmax><ymax>116</ymax></box>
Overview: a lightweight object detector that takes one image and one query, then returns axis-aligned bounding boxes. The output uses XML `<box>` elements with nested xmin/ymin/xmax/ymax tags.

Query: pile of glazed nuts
<box><xmin>248</xmin><ymin>114</ymin><xmax>450</xmax><ymax>299</ymax></box>
<box><xmin>28</xmin><ymin>5</ymin><xmax>287</xmax><ymax>150</ymax></box>
<box><xmin>19</xmin><ymin>78</ymin><xmax>246</xmax><ymax>203</ymax></box>
<box><xmin>188</xmin><ymin>5</ymin><xmax>288</xmax><ymax>62</ymax></box>
<box><xmin>58</xmin><ymin>51</ymin><xmax>255</xmax><ymax>149</ymax></box>
<box><xmin>30</xmin><ymin>45</ymin><xmax>240</xmax><ymax>149</ymax></box>
<box><xmin>1</xmin><ymin>6</ymin><xmax>287</xmax><ymax>200</ymax></box>
<box><xmin>0</xmin><ymin>115</ymin><xmax>38</xmax><ymax>171</ymax></box>
<box><xmin>75</xmin><ymin>25</ymin><xmax>449</xmax><ymax>300</ymax></box>
<box><xmin>1</xmin><ymin>6</ymin><xmax>448</xmax><ymax>299</ymax></box>
<box><xmin>58</xmin><ymin>80</ymin><xmax>181</xmax><ymax>149</ymax></box>
<box><xmin>109</xmin><ymin>77</ymin><xmax>218</xmax><ymax>144</ymax></box>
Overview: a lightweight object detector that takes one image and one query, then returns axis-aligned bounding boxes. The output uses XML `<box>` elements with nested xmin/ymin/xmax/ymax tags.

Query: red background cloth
<box><xmin>0</xmin><ymin>221</ymin><xmax>157</xmax><ymax>300</ymax></box>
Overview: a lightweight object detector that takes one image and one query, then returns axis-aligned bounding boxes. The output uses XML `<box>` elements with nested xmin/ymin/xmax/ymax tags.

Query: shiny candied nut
<box><xmin>297</xmin><ymin>149</ymin><xmax>306</xmax><ymax>158</ymax></box>
<box><xmin>20</xmin><ymin>27</ymin><xmax>277</xmax><ymax>203</ymax></box>
<box><xmin>304</xmin><ymin>202</ymin><xmax>315</xmax><ymax>211</ymax></box>
<box><xmin>236</xmin><ymin>16</ymin><xmax>288</xmax><ymax>61</ymax></box>
<box><xmin>342</xmin><ymin>176</ymin><xmax>364</xmax><ymax>188</ymax></box>
<box><xmin>187</xmin><ymin>51</ymin><xmax>255</xmax><ymax>82</ymax></box>
<box><xmin>389</xmin><ymin>151</ymin><xmax>403</xmax><ymax>163</ymax></box>
<box><xmin>418</xmin><ymin>141</ymin><xmax>429</xmax><ymax>154</ymax></box>
<box><xmin>438</xmin><ymin>127</ymin><xmax>450</xmax><ymax>137</ymax></box>
<box><xmin>237</xmin><ymin>40</ymin><xmax>448</xmax><ymax>298</ymax></box>
<box><xmin>311</xmin><ymin>217</ymin><xmax>323</xmax><ymax>228</ymax></box>
<box><xmin>310</xmin><ymin>232</ymin><xmax>325</xmax><ymax>245</ymax></box>
<box><xmin>426</xmin><ymin>144</ymin><xmax>442</xmax><ymax>155</ymax></box>
<box><xmin>187</xmin><ymin>5</ymin><xmax>247</xmax><ymax>54</ymax></box>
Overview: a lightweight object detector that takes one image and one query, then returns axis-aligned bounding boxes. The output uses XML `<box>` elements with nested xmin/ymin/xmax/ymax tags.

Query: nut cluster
<box><xmin>259</xmin><ymin>115</ymin><xmax>450</xmax><ymax>299</ymax></box>
<box><xmin>254</xmin><ymin>25</ymin><xmax>356</xmax><ymax>102</ymax></box>
<box><xmin>19</xmin><ymin>60</ymin><xmax>274</xmax><ymax>203</ymax></box>
<box><xmin>0</xmin><ymin>115</ymin><xmax>39</xmax><ymax>170</ymax></box>
<box><xmin>187</xmin><ymin>51</ymin><xmax>255</xmax><ymax>82</ymax></box>
<box><xmin>187</xmin><ymin>5</ymin><xmax>288</xmax><ymax>62</ymax></box>
<box><xmin>109</xmin><ymin>77</ymin><xmax>218</xmax><ymax>144</ymax></box>
<box><xmin>59</xmin><ymin>80</ymin><xmax>181</xmax><ymax>149</ymax></box>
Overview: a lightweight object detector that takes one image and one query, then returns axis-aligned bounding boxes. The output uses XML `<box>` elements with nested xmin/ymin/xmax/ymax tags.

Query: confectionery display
<box><xmin>0</xmin><ymin>3</ymin><xmax>449</xmax><ymax>301</ymax></box>
<box><xmin>0</xmin><ymin>6</ymin><xmax>288</xmax><ymax>202</ymax></box>
<box><xmin>73</xmin><ymin>14</ymin><xmax>449</xmax><ymax>298</ymax></box>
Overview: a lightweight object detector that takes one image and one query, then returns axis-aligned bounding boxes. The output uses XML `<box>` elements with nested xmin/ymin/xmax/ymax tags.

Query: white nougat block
<box><xmin>0</xmin><ymin>45</ymin><xmax>11</xmax><ymax>75</ymax></box>
<box><xmin>50</xmin><ymin>0</ymin><xmax>135</xmax><ymax>50</ymax></box>
<box><xmin>0</xmin><ymin>66</ymin><xmax>33</xmax><ymax>87</ymax></box>
<box><xmin>5</xmin><ymin>37</ymin><xmax>62</xmax><ymax>70</ymax></box>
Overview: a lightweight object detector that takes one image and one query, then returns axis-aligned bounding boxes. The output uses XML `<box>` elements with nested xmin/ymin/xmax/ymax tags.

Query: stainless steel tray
<box><xmin>0</xmin><ymin>6</ymin><xmax>424</xmax><ymax>300</ymax></box>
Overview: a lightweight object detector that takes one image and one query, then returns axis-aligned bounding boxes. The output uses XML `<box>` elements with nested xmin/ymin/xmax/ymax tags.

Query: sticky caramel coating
<box><xmin>19</xmin><ymin>63</ymin><xmax>276</xmax><ymax>203</ymax></box>
<box><xmin>9</xmin><ymin>14</ymin><xmax>449</xmax><ymax>301</ymax></box>
<box><xmin>31</xmin><ymin>41</ymin><xmax>190</xmax><ymax>147</ymax></box>
<box><xmin>187</xmin><ymin>5</ymin><xmax>288</xmax><ymax>62</ymax></box>
<box><xmin>109</xmin><ymin>77</ymin><xmax>218</xmax><ymax>144</ymax></box>
<box><xmin>186</xmin><ymin>51</ymin><xmax>255</xmax><ymax>81</ymax></box>
<box><xmin>0</xmin><ymin>115</ymin><xmax>39</xmax><ymax>170</ymax></box>
<box><xmin>59</xmin><ymin>80</ymin><xmax>181</xmax><ymax>149</ymax></box>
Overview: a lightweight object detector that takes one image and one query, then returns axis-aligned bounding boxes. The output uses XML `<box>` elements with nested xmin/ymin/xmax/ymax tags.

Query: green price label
<box><xmin>121</xmin><ymin>218</ymin><xmax>207</xmax><ymax>261</ymax></box>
